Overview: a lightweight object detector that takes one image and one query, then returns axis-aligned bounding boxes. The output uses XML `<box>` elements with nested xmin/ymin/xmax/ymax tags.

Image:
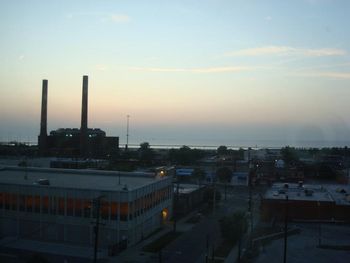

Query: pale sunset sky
<box><xmin>1</xmin><ymin>0</ymin><xmax>350</xmax><ymax>147</ymax></box>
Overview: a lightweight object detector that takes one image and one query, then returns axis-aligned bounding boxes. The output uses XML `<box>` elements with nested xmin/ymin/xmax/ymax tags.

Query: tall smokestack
<box><xmin>81</xmin><ymin>75</ymin><xmax>88</xmax><ymax>131</ymax></box>
<box><xmin>80</xmin><ymin>75</ymin><xmax>88</xmax><ymax>156</ymax></box>
<box><xmin>38</xmin><ymin>79</ymin><xmax>48</xmax><ymax>155</ymax></box>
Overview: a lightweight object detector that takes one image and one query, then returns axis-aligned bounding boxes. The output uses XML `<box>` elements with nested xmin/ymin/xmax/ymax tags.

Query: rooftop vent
<box><xmin>34</xmin><ymin>179</ymin><xmax>50</xmax><ymax>186</ymax></box>
<box><xmin>278</xmin><ymin>189</ymin><xmax>286</xmax><ymax>194</ymax></box>
<box><xmin>304</xmin><ymin>189</ymin><xmax>314</xmax><ymax>196</ymax></box>
<box><xmin>298</xmin><ymin>181</ymin><xmax>303</xmax><ymax>188</ymax></box>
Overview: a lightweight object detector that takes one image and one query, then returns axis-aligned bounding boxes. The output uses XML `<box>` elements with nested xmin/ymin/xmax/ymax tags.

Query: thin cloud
<box><xmin>296</xmin><ymin>71</ymin><xmax>350</xmax><ymax>79</ymax></box>
<box><xmin>64</xmin><ymin>12</ymin><xmax>131</xmax><ymax>24</ymax></box>
<box><xmin>226</xmin><ymin>46</ymin><xmax>347</xmax><ymax>57</ymax></box>
<box><xmin>95</xmin><ymin>64</ymin><xmax>108</xmax><ymax>71</ymax></box>
<box><xmin>305</xmin><ymin>0</ymin><xmax>330</xmax><ymax>4</ymax></box>
<box><xmin>264</xmin><ymin>16</ymin><xmax>272</xmax><ymax>21</ymax></box>
<box><xmin>129</xmin><ymin>66</ymin><xmax>252</xmax><ymax>73</ymax></box>
<box><xmin>295</xmin><ymin>62</ymin><xmax>350</xmax><ymax>71</ymax></box>
<box><xmin>111</xmin><ymin>14</ymin><xmax>131</xmax><ymax>23</ymax></box>
<box><xmin>191</xmin><ymin>67</ymin><xmax>251</xmax><ymax>73</ymax></box>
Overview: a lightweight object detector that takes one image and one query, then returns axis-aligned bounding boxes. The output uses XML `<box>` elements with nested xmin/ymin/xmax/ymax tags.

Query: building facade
<box><xmin>0</xmin><ymin>167</ymin><xmax>172</xmax><ymax>252</ymax></box>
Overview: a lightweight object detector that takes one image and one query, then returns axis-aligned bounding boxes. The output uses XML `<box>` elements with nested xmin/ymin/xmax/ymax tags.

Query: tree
<box><xmin>220</xmin><ymin>210</ymin><xmax>248</xmax><ymax>261</ymax></box>
<box><xmin>236</xmin><ymin>147</ymin><xmax>245</xmax><ymax>160</ymax></box>
<box><xmin>27</xmin><ymin>254</ymin><xmax>50</xmax><ymax>263</ymax></box>
<box><xmin>168</xmin><ymin>146</ymin><xmax>206</xmax><ymax>165</ymax></box>
<box><xmin>220</xmin><ymin>210</ymin><xmax>247</xmax><ymax>243</ymax></box>
<box><xmin>216</xmin><ymin>166</ymin><xmax>232</xmax><ymax>200</ymax></box>
<box><xmin>280</xmin><ymin>146</ymin><xmax>299</xmax><ymax>165</ymax></box>
<box><xmin>140</xmin><ymin>142</ymin><xmax>150</xmax><ymax>151</ymax></box>
<box><xmin>191</xmin><ymin>167</ymin><xmax>206</xmax><ymax>184</ymax></box>
<box><xmin>138</xmin><ymin>142</ymin><xmax>154</xmax><ymax>165</ymax></box>
<box><xmin>203</xmin><ymin>187</ymin><xmax>221</xmax><ymax>203</ymax></box>
<box><xmin>216</xmin><ymin>167</ymin><xmax>232</xmax><ymax>183</ymax></box>
<box><xmin>217</xmin><ymin>145</ymin><xmax>228</xmax><ymax>156</ymax></box>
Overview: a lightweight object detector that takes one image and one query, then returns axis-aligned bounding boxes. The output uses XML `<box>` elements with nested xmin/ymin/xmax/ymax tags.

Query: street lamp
<box><xmin>125</xmin><ymin>115</ymin><xmax>130</xmax><ymax>150</ymax></box>
<box><xmin>318</xmin><ymin>201</ymin><xmax>322</xmax><ymax>246</ymax></box>
<box><xmin>283</xmin><ymin>195</ymin><xmax>289</xmax><ymax>263</ymax></box>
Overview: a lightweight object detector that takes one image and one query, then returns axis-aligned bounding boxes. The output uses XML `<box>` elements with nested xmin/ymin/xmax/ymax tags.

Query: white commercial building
<box><xmin>0</xmin><ymin>166</ymin><xmax>173</xmax><ymax>252</ymax></box>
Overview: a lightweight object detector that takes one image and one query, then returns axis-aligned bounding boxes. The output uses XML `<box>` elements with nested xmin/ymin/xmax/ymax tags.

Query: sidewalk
<box><xmin>0</xmin><ymin>236</ymin><xmax>108</xmax><ymax>260</ymax></box>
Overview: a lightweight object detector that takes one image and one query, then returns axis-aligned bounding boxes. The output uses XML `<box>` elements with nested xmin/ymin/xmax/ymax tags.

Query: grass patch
<box><xmin>251</xmin><ymin>225</ymin><xmax>281</xmax><ymax>239</ymax></box>
<box><xmin>143</xmin><ymin>231</ymin><xmax>182</xmax><ymax>253</ymax></box>
<box><xmin>215</xmin><ymin>239</ymin><xmax>234</xmax><ymax>257</ymax></box>
<box><xmin>318</xmin><ymin>244</ymin><xmax>350</xmax><ymax>251</ymax></box>
<box><xmin>185</xmin><ymin>214</ymin><xmax>202</xmax><ymax>224</ymax></box>
<box><xmin>199</xmin><ymin>204</ymin><xmax>213</xmax><ymax>216</ymax></box>
<box><xmin>145</xmin><ymin>227</ymin><xmax>162</xmax><ymax>239</ymax></box>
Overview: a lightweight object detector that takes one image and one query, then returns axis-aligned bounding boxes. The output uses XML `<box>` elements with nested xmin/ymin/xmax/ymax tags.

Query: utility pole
<box><xmin>212</xmin><ymin>183</ymin><xmax>216</xmax><ymax>214</ymax></box>
<box><xmin>248</xmin><ymin>165</ymin><xmax>255</xmax><ymax>234</ymax></box>
<box><xmin>211</xmin><ymin>242</ymin><xmax>215</xmax><ymax>262</ymax></box>
<box><xmin>283</xmin><ymin>195</ymin><xmax>289</xmax><ymax>263</ymax></box>
<box><xmin>125</xmin><ymin>115</ymin><xmax>130</xmax><ymax>151</ymax></box>
<box><xmin>318</xmin><ymin>201</ymin><xmax>322</xmax><ymax>247</ymax></box>
<box><xmin>205</xmin><ymin>234</ymin><xmax>209</xmax><ymax>263</ymax></box>
<box><xmin>237</xmin><ymin>236</ymin><xmax>242</xmax><ymax>263</ymax></box>
<box><xmin>173</xmin><ymin>180</ymin><xmax>179</xmax><ymax>232</ymax></box>
<box><xmin>159</xmin><ymin>248</ymin><xmax>162</xmax><ymax>263</ymax></box>
<box><xmin>24</xmin><ymin>156</ymin><xmax>28</xmax><ymax>180</ymax></box>
<box><xmin>92</xmin><ymin>195</ymin><xmax>104</xmax><ymax>263</ymax></box>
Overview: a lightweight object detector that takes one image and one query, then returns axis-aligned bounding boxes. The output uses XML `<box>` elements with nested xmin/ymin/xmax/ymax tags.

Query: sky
<box><xmin>1</xmin><ymin>0</ymin><xmax>350</xmax><ymax>147</ymax></box>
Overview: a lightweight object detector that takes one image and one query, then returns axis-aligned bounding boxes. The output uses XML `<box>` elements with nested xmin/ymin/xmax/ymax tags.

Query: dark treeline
<box><xmin>168</xmin><ymin>146</ymin><xmax>207</xmax><ymax>165</ymax></box>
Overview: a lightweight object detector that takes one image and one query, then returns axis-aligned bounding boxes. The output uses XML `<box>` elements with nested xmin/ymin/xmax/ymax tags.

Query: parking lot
<box><xmin>254</xmin><ymin>223</ymin><xmax>350</xmax><ymax>263</ymax></box>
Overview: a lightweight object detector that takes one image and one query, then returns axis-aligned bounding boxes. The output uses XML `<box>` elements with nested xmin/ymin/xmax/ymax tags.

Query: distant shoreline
<box><xmin>2</xmin><ymin>141</ymin><xmax>350</xmax><ymax>150</ymax></box>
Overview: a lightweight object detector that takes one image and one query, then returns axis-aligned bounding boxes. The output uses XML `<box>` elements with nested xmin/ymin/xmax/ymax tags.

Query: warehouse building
<box><xmin>0</xmin><ymin>166</ymin><xmax>172</xmax><ymax>253</ymax></box>
<box><xmin>261</xmin><ymin>182</ymin><xmax>350</xmax><ymax>222</ymax></box>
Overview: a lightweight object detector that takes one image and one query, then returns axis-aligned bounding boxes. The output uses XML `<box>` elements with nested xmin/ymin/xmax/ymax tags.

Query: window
<box><xmin>42</xmin><ymin>196</ymin><xmax>49</xmax><ymax>214</ymax></box>
<box><xmin>83</xmin><ymin>199</ymin><xmax>91</xmax><ymax>218</ymax></box>
<box><xmin>67</xmin><ymin>198</ymin><xmax>73</xmax><ymax>216</ymax></box>
<box><xmin>34</xmin><ymin>196</ymin><xmax>40</xmax><ymax>213</ymax></box>
<box><xmin>4</xmin><ymin>193</ymin><xmax>10</xmax><ymax>210</ymax></box>
<box><xmin>110</xmin><ymin>202</ymin><xmax>118</xmax><ymax>219</ymax></box>
<box><xmin>26</xmin><ymin>195</ymin><xmax>33</xmax><ymax>212</ymax></box>
<box><xmin>19</xmin><ymin>195</ymin><xmax>25</xmax><ymax>211</ymax></box>
<box><xmin>58</xmin><ymin>197</ymin><xmax>65</xmax><ymax>215</ymax></box>
<box><xmin>100</xmin><ymin>201</ymin><xmax>109</xmax><ymax>220</ymax></box>
<box><xmin>11</xmin><ymin>194</ymin><xmax>17</xmax><ymax>211</ymax></box>
<box><xmin>50</xmin><ymin>196</ymin><xmax>57</xmax><ymax>215</ymax></box>
<box><xmin>74</xmin><ymin>199</ymin><xmax>82</xmax><ymax>217</ymax></box>
<box><xmin>120</xmin><ymin>202</ymin><xmax>128</xmax><ymax>221</ymax></box>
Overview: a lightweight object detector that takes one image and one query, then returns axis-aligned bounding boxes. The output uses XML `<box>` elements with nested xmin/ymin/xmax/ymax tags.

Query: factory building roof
<box><xmin>0</xmin><ymin>166</ymin><xmax>166</xmax><ymax>192</ymax></box>
<box><xmin>50</xmin><ymin>128</ymin><xmax>106</xmax><ymax>137</ymax></box>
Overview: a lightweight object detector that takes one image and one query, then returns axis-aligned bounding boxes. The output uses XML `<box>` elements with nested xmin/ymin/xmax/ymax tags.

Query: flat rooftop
<box><xmin>265</xmin><ymin>183</ymin><xmax>350</xmax><ymax>205</ymax></box>
<box><xmin>327</xmin><ymin>184</ymin><xmax>350</xmax><ymax>206</ymax></box>
<box><xmin>0</xmin><ymin>166</ymin><xmax>163</xmax><ymax>191</ymax></box>
<box><xmin>175</xmin><ymin>183</ymin><xmax>204</xmax><ymax>194</ymax></box>
<box><xmin>265</xmin><ymin>183</ymin><xmax>334</xmax><ymax>202</ymax></box>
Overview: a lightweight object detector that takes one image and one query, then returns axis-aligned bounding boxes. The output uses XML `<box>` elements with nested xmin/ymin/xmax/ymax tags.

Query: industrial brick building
<box><xmin>38</xmin><ymin>76</ymin><xmax>119</xmax><ymax>158</ymax></box>
<box><xmin>0</xmin><ymin>166</ymin><xmax>172</xmax><ymax>253</ymax></box>
<box><xmin>261</xmin><ymin>182</ymin><xmax>350</xmax><ymax>222</ymax></box>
